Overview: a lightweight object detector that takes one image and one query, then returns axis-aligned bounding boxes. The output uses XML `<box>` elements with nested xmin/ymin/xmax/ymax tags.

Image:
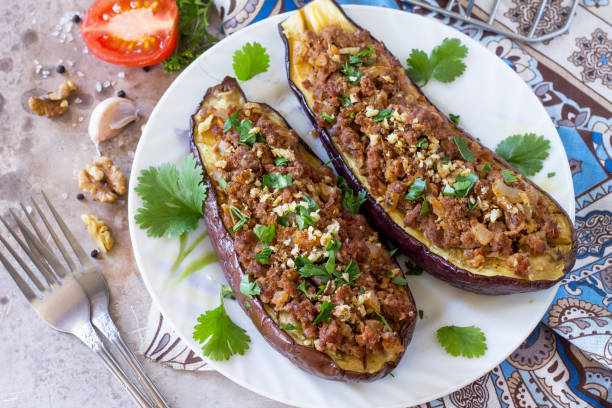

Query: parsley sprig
<box><xmin>135</xmin><ymin>155</ymin><xmax>207</xmax><ymax>237</ymax></box>
<box><xmin>406</xmin><ymin>38</ymin><xmax>468</xmax><ymax>86</ymax></box>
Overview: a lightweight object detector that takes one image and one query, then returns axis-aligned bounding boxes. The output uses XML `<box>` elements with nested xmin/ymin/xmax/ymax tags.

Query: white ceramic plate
<box><xmin>128</xmin><ymin>6</ymin><xmax>575</xmax><ymax>407</ymax></box>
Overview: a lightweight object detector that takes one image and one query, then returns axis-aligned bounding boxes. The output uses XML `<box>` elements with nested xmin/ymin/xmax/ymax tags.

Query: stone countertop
<box><xmin>0</xmin><ymin>1</ymin><xmax>286</xmax><ymax>407</ymax></box>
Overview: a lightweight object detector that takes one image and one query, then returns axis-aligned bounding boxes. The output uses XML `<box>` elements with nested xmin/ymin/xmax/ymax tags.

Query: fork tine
<box><xmin>21</xmin><ymin>203</ymin><xmax>51</xmax><ymax>251</ymax></box>
<box><xmin>0</xmin><ymin>215</ymin><xmax>59</xmax><ymax>287</ymax></box>
<box><xmin>30</xmin><ymin>198</ymin><xmax>80</xmax><ymax>276</ymax></box>
<box><xmin>0</xmin><ymin>250</ymin><xmax>38</xmax><ymax>301</ymax></box>
<box><xmin>10</xmin><ymin>210</ymin><xmax>70</xmax><ymax>280</ymax></box>
<box><xmin>0</xmin><ymin>234</ymin><xmax>46</xmax><ymax>292</ymax></box>
<box><xmin>41</xmin><ymin>191</ymin><xmax>93</xmax><ymax>269</ymax></box>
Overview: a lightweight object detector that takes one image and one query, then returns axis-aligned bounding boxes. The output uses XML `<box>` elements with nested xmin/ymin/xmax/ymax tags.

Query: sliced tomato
<box><xmin>82</xmin><ymin>0</ymin><xmax>178</xmax><ymax>67</ymax></box>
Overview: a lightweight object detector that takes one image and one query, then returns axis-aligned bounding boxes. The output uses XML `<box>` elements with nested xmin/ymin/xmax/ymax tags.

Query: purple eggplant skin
<box><xmin>278</xmin><ymin>0</ymin><xmax>577</xmax><ymax>295</ymax></box>
<box><xmin>189</xmin><ymin>77</ymin><xmax>416</xmax><ymax>381</ymax></box>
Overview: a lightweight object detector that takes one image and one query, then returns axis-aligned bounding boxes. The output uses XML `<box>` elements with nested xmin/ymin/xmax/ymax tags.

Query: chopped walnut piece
<box><xmin>81</xmin><ymin>214</ymin><xmax>114</xmax><ymax>252</ymax></box>
<box><xmin>28</xmin><ymin>80</ymin><xmax>77</xmax><ymax>118</ymax></box>
<box><xmin>78</xmin><ymin>156</ymin><xmax>127</xmax><ymax>203</ymax></box>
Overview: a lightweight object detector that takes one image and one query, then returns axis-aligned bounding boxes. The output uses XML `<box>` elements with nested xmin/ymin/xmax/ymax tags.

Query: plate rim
<box><xmin>128</xmin><ymin>5</ymin><xmax>575</xmax><ymax>407</ymax></box>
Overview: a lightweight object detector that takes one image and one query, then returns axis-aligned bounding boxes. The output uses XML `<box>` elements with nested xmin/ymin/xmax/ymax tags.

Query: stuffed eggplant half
<box><xmin>190</xmin><ymin>77</ymin><xmax>416</xmax><ymax>381</ymax></box>
<box><xmin>280</xmin><ymin>0</ymin><xmax>576</xmax><ymax>294</ymax></box>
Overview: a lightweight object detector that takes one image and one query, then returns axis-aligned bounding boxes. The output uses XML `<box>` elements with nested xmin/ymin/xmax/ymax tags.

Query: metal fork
<box><xmin>0</xmin><ymin>198</ymin><xmax>153</xmax><ymax>408</ymax></box>
<box><xmin>33</xmin><ymin>192</ymin><xmax>170</xmax><ymax>408</ymax></box>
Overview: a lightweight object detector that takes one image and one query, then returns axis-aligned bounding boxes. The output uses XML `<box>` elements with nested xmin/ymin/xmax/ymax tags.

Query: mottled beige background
<box><xmin>0</xmin><ymin>1</ymin><xmax>286</xmax><ymax>406</ymax></box>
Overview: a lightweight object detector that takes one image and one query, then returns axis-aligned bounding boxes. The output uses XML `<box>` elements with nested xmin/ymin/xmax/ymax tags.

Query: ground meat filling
<box><xmin>296</xmin><ymin>26</ymin><xmax>561</xmax><ymax>277</ymax></box>
<box><xmin>202</xmin><ymin>102</ymin><xmax>415</xmax><ymax>362</ymax></box>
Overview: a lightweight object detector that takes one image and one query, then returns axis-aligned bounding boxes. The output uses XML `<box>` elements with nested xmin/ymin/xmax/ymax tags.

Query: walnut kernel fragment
<box><xmin>81</xmin><ymin>214</ymin><xmax>114</xmax><ymax>253</ymax></box>
<box><xmin>78</xmin><ymin>156</ymin><xmax>127</xmax><ymax>203</ymax></box>
<box><xmin>28</xmin><ymin>80</ymin><xmax>77</xmax><ymax>118</ymax></box>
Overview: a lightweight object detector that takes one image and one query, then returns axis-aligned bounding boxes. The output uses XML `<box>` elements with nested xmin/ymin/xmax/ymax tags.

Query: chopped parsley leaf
<box><xmin>547</xmin><ymin>172</ymin><xmax>555</xmax><ymax>178</ymax></box>
<box><xmin>482</xmin><ymin>162</ymin><xmax>491</xmax><ymax>174</ymax></box>
<box><xmin>274</xmin><ymin>157</ymin><xmax>288</xmax><ymax>166</ymax></box>
<box><xmin>420</xmin><ymin>199</ymin><xmax>430</xmax><ymax>215</ymax></box>
<box><xmin>339</xmin><ymin>93</ymin><xmax>354</xmax><ymax>107</ymax></box>
<box><xmin>416</xmin><ymin>138</ymin><xmax>429</xmax><ymax>148</ymax></box>
<box><xmin>443</xmin><ymin>184</ymin><xmax>456</xmax><ymax>196</ymax></box>
<box><xmin>325</xmin><ymin>239</ymin><xmax>341</xmax><ymax>276</ymax></box>
<box><xmin>262</xmin><ymin>172</ymin><xmax>292</xmax><ymax>189</ymax></box>
<box><xmin>349</xmin><ymin>112</ymin><xmax>356</xmax><ymax>119</ymax></box>
<box><xmin>276</xmin><ymin>211</ymin><xmax>292</xmax><ymax>227</ymax></box>
<box><xmin>237</xmin><ymin>119</ymin><xmax>265</xmax><ymax>146</ymax></box>
<box><xmin>385</xmin><ymin>270</ymin><xmax>393</xmax><ymax>277</ymax></box>
<box><xmin>280</xmin><ymin>323</ymin><xmax>302</xmax><ymax>331</ymax></box>
<box><xmin>441</xmin><ymin>156</ymin><xmax>451</xmax><ymax>164</ymax></box>
<box><xmin>313</xmin><ymin>301</ymin><xmax>334</xmax><ymax>325</ymax></box>
<box><xmin>297</xmin><ymin>282</ymin><xmax>310</xmax><ymax>298</ymax></box>
<box><xmin>295</xmin><ymin>257</ymin><xmax>329</xmax><ymax>282</ymax></box>
<box><xmin>454</xmin><ymin>135</ymin><xmax>474</xmax><ymax>162</ymax></box>
<box><xmin>254</xmin><ymin>246</ymin><xmax>272</xmax><ymax>264</ymax></box>
<box><xmin>333</xmin><ymin>259</ymin><xmax>361</xmax><ymax>287</ymax></box>
<box><xmin>321</xmin><ymin>112</ymin><xmax>335</xmax><ymax>123</ymax></box>
<box><xmin>342</xmin><ymin>189</ymin><xmax>367</xmax><ymax>214</ymax></box>
<box><xmin>302</xmin><ymin>195</ymin><xmax>319</xmax><ymax>211</ymax></box>
<box><xmin>219</xmin><ymin>178</ymin><xmax>227</xmax><ymax>190</ymax></box>
<box><xmin>341</xmin><ymin>62</ymin><xmax>362</xmax><ymax>84</ymax></box>
<box><xmin>221</xmin><ymin>285</ymin><xmax>235</xmax><ymax>300</ymax></box>
<box><xmin>502</xmin><ymin>169</ymin><xmax>517</xmax><ymax>184</ymax></box>
<box><xmin>449</xmin><ymin>113</ymin><xmax>460</xmax><ymax>125</ymax></box>
<box><xmin>452</xmin><ymin>171</ymin><xmax>478</xmax><ymax>198</ymax></box>
<box><xmin>406</xmin><ymin>178</ymin><xmax>427</xmax><ymax>201</ymax></box>
<box><xmin>295</xmin><ymin>205</ymin><xmax>316</xmax><ymax>230</ymax></box>
<box><xmin>392</xmin><ymin>276</ymin><xmax>408</xmax><ymax>285</ymax></box>
<box><xmin>253</xmin><ymin>224</ymin><xmax>275</xmax><ymax>244</ymax></box>
<box><xmin>374</xmin><ymin>309</ymin><xmax>392</xmax><ymax>331</ymax></box>
<box><xmin>223</xmin><ymin>111</ymin><xmax>240</xmax><ymax>132</ymax></box>
<box><xmin>348</xmin><ymin>45</ymin><xmax>374</xmax><ymax>66</ymax></box>
<box><xmin>467</xmin><ymin>199</ymin><xmax>478</xmax><ymax>211</ymax></box>
<box><xmin>389</xmin><ymin>248</ymin><xmax>399</xmax><ymax>257</ymax></box>
<box><xmin>418</xmin><ymin>309</ymin><xmax>424</xmax><ymax>319</ymax></box>
<box><xmin>239</xmin><ymin>274</ymin><xmax>261</xmax><ymax>299</ymax></box>
<box><xmin>405</xmin><ymin>265</ymin><xmax>423</xmax><ymax>275</ymax></box>
<box><xmin>337</xmin><ymin>176</ymin><xmax>348</xmax><ymax>189</ymax></box>
<box><xmin>229</xmin><ymin>206</ymin><xmax>248</xmax><ymax>233</ymax></box>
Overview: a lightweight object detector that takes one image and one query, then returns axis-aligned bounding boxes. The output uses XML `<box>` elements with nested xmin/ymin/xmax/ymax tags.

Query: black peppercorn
<box><xmin>72</xmin><ymin>14</ymin><xmax>81</xmax><ymax>23</ymax></box>
<box><xmin>116</xmin><ymin>90</ymin><xmax>126</xmax><ymax>98</ymax></box>
<box><xmin>56</xmin><ymin>64</ymin><xmax>66</xmax><ymax>74</ymax></box>
<box><xmin>90</xmin><ymin>249</ymin><xmax>100</xmax><ymax>258</ymax></box>
<box><xmin>76</xmin><ymin>193</ymin><xmax>85</xmax><ymax>200</ymax></box>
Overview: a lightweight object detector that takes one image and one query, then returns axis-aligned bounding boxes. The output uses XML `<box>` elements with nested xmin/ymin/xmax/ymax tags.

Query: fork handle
<box><xmin>75</xmin><ymin>323</ymin><xmax>154</xmax><ymax>408</ymax></box>
<box><xmin>112</xmin><ymin>335</ymin><xmax>170</xmax><ymax>408</ymax></box>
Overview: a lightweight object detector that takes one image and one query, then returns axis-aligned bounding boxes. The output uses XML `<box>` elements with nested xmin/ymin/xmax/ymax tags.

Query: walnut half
<box><xmin>81</xmin><ymin>214</ymin><xmax>114</xmax><ymax>253</ymax></box>
<box><xmin>28</xmin><ymin>80</ymin><xmax>77</xmax><ymax>118</ymax></box>
<box><xmin>78</xmin><ymin>156</ymin><xmax>127</xmax><ymax>203</ymax></box>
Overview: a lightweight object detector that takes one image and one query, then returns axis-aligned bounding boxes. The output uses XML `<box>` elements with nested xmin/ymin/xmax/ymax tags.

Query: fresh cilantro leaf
<box><xmin>406</xmin><ymin>49</ymin><xmax>431</xmax><ymax>86</ymax></box>
<box><xmin>232</xmin><ymin>42</ymin><xmax>270</xmax><ymax>81</ymax></box>
<box><xmin>274</xmin><ymin>157</ymin><xmax>288</xmax><ymax>166</ymax></box>
<box><xmin>547</xmin><ymin>172</ymin><xmax>555</xmax><ymax>178</ymax></box>
<box><xmin>221</xmin><ymin>284</ymin><xmax>235</xmax><ymax>300</ymax></box>
<box><xmin>302</xmin><ymin>195</ymin><xmax>319</xmax><ymax>211</ymax></box>
<box><xmin>342</xmin><ymin>189</ymin><xmax>367</xmax><ymax>214</ymax></box>
<box><xmin>374</xmin><ymin>309</ymin><xmax>392</xmax><ymax>331</ymax></box>
<box><xmin>406</xmin><ymin>178</ymin><xmax>427</xmax><ymax>201</ymax></box>
<box><xmin>502</xmin><ymin>169</ymin><xmax>518</xmax><ymax>184</ymax></box>
<box><xmin>262</xmin><ymin>173</ymin><xmax>292</xmax><ymax>189</ymax></box>
<box><xmin>219</xmin><ymin>178</ymin><xmax>227</xmax><ymax>190</ymax></box>
<box><xmin>392</xmin><ymin>276</ymin><xmax>408</xmax><ymax>285</ymax></box>
<box><xmin>295</xmin><ymin>205</ymin><xmax>316</xmax><ymax>230</ymax></box>
<box><xmin>337</xmin><ymin>175</ymin><xmax>348</xmax><ymax>189</ymax></box>
<box><xmin>385</xmin><ymin>270</ymin><xmax>393</xmax><ymax>276</ymax></box>
<box><xmin>372</xmin><ymin>109</ymin><xmax>394</xmax><ymax>122</ymax></box>
<box><xmin>313</xmin><ymin>301</ymin><xmax>334</xmax><ymax>325</ymax></box>
<box><xmin>316</xmin><ymin>285</ymin><xmax>326</xmax><ymax>296</ymax></box>
<box><xmin>442</xmin><ymin>156</ymin><xmax>451</xmax><ymax>164</ymax></box>
<box><xmin>240</xmin><ymin>274</ymin><xmax>261</xmax><ymax>299</ymax></box>
<box><xmin>443</xmin><ymin>184</ymin><xmax>456</xmax><ymax>196</ymax></box>
<box><xmin>418</xmin><ymin>309</ymin><xmax>424</xmax><ymax>319</ymax></box>
<box><xmin>229</xmin><ymin>206</ymin><xmax>248</xmax><ymax>233</ymax></box>
<box><xmin>253</xmin><ymin>224</ymin><xmax>275</xmax><ymax>244</ymax></box>
<box><xmin>192</xmin><ymin>290</ymin><xmax>250</xmax><ymax>361</ymax></box>
<box><xmin>389</xmin><ymin>248</ymin><xmax>398</xmax><ymax>257</ymax></box>
<box><xmin>135</xmin><ymin>155</ymin><xmax>207</xmax><ymax>237</ymax></box>
<box><xmin>321</xmin><ymin>112</ymin><xmax>335</xmax><ymax>123</ymax></box>
<box><xmin>420</xmin><ymin>199</ymin><xmax>430</xmax><ymax>215</ymax></box>
<box><xmin>254</xmin><ymin>246</ymin><xmax>272</xmax><ymax>264</ymax></box>
<box><xmin>237</xmin><ymin>119</ymin><xmax>264</xmax><ymax>146</ymax></box>
<box><xmin>449</xmin><ymin>113</ymin><xmax>460</xmax><ymax>125</ymax></box>
<box><xmin>406</xmin><ymin>38</ymin><xmax>468</xmax><ymax>86</ymax></box>
<box><xmin>436</xmin><ymin>325</ymin><xmax>487</xmax><ymax>358</ymax></box>
<box><xmin>162</xmin><ymin>0</ymin><xmax>217</xmax><ymax>73</ymax></box>
<box><xmin>348</xmin><ymin>45</ymin><xmax>374</xmax><ymax>65</ymax></box>
<box><xmin>339</xmin><ymin>93</ymin><xmax>354</xmax><ymax>107</ymax></box>
<box><xmin>467</xmin><ymin>199</ymin><xmax>478</xmax><ymax>211</ymax></box>
<box><xmin>341</xmin><ymin>62</ymin><xmax>362</xmax><ymax>84</ymax></box>
<box><xmin>297</xmin><ymin>281</ymin><xmax>309</xmax><ymax>297</ymax></box>
<box><xmin>325</xmin><ymin>239</ymin><xmax>341</xmax><ymax>275</ymax></box>
<box><xmin>482</xmin><ymin>162</ymin><xmax>491</xmax><ymax>174</ymax></box>
<box><xmin>350</xmin><ymin>112</ymin><xmax>356</xmax><ymax>119</ymax></box>
<box><xmin>454</xmin><ymin>135</ymin><xmax>474</xmax><ymax>162</ymax></box>
<box><xmin>224</xmin><ymin>111</ymin><xmax>240</xmax><ymax>133</ymax></box>
<box><xmin>416</xmin><ymin>137</ymin><xmax>429</xmax><ymax>148</ymax></box>
<box><xmin>295</xmin><ymin>257</ymin><xmax>330</xmax><ymax>282</ymax></box>
<box><xmin>245</xmin><ymin>301</ymin><xmax>251</xmax><ymax>308</ymax></box>
<box><xmin>453</xmin><ymin>171</ymin><xmax>478</xmax><ymax>198</ymax></box>
<box><xmin>333</xmin><ymin>259</ymin><xmax>361</xmax><ymax>287</ymax></box>
<box><xmin>280</xmin><ymin>323</ymin><xmax>302</xmax><ymax>331</ymax></box>
<box><xmin>495</xmin><ymin>133</ymin><xmax>551</xmax><ymax>176</ymax></box>
<box><xmin>276</xmin><ymin>212</ymin><xmax>291</xmax><ymax>227</ymax></box>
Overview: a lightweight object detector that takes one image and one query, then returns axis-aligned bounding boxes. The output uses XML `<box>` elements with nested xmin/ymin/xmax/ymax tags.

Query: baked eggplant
<box><xmin>279</xmin><ymin>0</ymin><xmax>576</xmax><ymax>294</ymax></box>
<box><xmin>190</xmin><ymin>77</ymin><xmax>417</xmax><ymax>381</ymax></box>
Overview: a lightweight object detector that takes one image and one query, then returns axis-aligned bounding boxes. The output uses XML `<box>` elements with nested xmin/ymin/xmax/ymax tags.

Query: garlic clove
<box><xmin>89</xmin><ymin>97</ymin><xmax>138</xmax><ymax>145</ymax></box>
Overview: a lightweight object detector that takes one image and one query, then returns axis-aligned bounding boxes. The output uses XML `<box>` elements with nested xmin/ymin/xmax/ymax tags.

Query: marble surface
<box><xmin>0</xmin><ymin>1</ymin><xmax>286</xmax><ymax>407</ymax></box>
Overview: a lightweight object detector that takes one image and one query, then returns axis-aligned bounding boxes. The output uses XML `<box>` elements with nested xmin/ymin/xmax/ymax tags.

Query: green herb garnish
<box><xmin>253</xmin><ymin>224</ymin><xmax>275</xmax><ymax>244</ymax></box>
<box><xmin>321</xmin><ymin>112</ymin><xmax>335</xmax><ymax>123</ymax></box>
<box><xmin>406</xmin><ymin>178</ymin><xmax>427</xmax><ymax>201</ymax></box>
<box><xmin>372</xmin><ymin>109</ymin><xmax>394</xmax><ymax>122</ymax></box>
<box><xmin>482</xmin><ymin>162</ymin><xmax>491</xmax><ymax>174</ymax></box>
<box><xmin>502</xmin><ymin>169</ymin><xmax>517</xmax><ymax>184</ymax></box>
<box><xmin>274</xmin><ymin>157</ymin><xmax>288</xmax><ymax>166</ymax></box>
<box><xmin>449</xmin><ymin>113</ymin><xmax>460</xmax><ymax>125</ymax></box>
<box><xmin>342</xmin><ymin>189</ymin><xmax>367</xmax><ymax>214</ymax></box>
<box><xmin>239</xmin><ymin>274</ymin><xmax>261</xmax><ymax>299</ymax></box>
<box><xmin>406</xmin><ymin>38</ymin><xmax>468</xmax><ymax>86</ymax></box>
<box><xmin>453</xmin><ymin>135</ymin><xmax>474</xmax><ymax>162</ymax></box>
<box><xmin>254</xmin><ymin>246</ymin><xmax>272</xmax><ymax>264</ymax></box>
<box><xmin>232</xmin><ymin>42</ymin><xmax>270</xmax><ymax>81</ymax></box>
<box><xmin>313</xmin><ymin>301</ymin><xmax>334</xmax><ymax>325</ymax></box>
<box><xmin>262</xmin><ymin>172</ymin><xmax>292</xmax><ymax>189</ymax></box>
<box><xmin>495</xmin><ymin>133</ymin><xmax>550</xmax><ymax>176</ymax></box>
<box><xmin>229</xmin><ymin>206</ymin><xmax>248</xmax><ymax>233</ymax></box>
<box><xmin>436</xmin><ymin>325</ymin><xmax>487</xmax><ymax>358</ymax></box>
<box><xmin>280</xmin><ymin>323</ymin><xmax>302</xmax><ymax>331</ymax></box>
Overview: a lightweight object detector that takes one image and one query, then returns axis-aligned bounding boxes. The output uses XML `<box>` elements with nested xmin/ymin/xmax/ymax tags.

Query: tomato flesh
<box><xmin>82</xmin><ymin>0</ymin><xmax>178</xmax><ymax>67</ymax></box>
